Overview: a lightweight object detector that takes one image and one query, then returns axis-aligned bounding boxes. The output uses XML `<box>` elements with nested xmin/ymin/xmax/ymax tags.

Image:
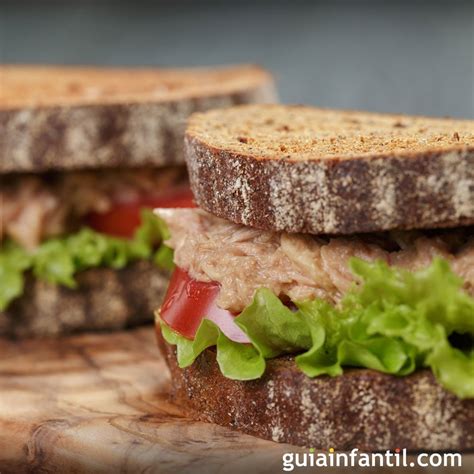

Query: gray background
<box><xmin>2</xmin><ymin>0</ymin><xmax>473</xmax><ymax>118</ymax></box>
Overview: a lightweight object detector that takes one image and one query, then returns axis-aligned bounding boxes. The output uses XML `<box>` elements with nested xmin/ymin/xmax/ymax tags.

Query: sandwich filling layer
<box><xmin>1</xmin><ymin>167</ymin><xmax>186</xmax><ymax>249</ymax></box>
<box><xmin>156</xmin><ymin>208</ymin><xmax>474</xmax><ymax>399</ymax></box>
<box><xmin>0</xmin><ymin>167</ymin><xmax>192</xmax><ymax>311</ymax></box>
<box><xmin>159</xmin><ymin>209</ymin><xmax>474</xmax><ymax>312</ymax></box>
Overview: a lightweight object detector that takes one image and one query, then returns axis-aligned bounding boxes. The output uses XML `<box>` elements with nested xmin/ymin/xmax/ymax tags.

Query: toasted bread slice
<box><xmin>185</xmin><ymin>104</ymin><xmax>474</xmax><ymax>234</ymax></box>
<box><xmin>0</xmin><ymin>261</ymin><xmax>168</xmax><ymax>338</ymax></box>
<box><xmin>0</xmin><ymin>65</ymin><xmax>276</xmax><ymax>173</ymax></box>
<box><xmin>159</xmin><ymin>336</ymin><xmax>474</xmax><ymax>451</ymax></box>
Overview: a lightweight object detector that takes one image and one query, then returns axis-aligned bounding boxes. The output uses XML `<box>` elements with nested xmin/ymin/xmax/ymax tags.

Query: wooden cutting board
<box><xmin>0</xmin><ymin>327</ymin><xmax>472</xmax><ymax>473</ymax></box>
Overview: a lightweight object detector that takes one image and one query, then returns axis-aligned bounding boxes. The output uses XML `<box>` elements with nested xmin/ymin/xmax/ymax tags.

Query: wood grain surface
<box><xmin>0</xmin><ymin>327</ymin><xmax>472</xmax><ymax>473</ymax></box>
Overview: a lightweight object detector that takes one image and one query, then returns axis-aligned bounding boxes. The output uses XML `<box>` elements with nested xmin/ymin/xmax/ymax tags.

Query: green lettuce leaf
<box><xmin>235</xmin><ymin>288</ymin><xmax>311</xmax><ymax>358</ymax></box>
<box><xmin>154</xmin><ymin>245</ymin><xmax>175</xmax><ymax>271</ymax></box>
<box><xmin>427</xmin><ymin>340</ymin><xmax>474</xmax><ymax>399</ymax></box>
<box><xmin>33</xmin><ymin>240</ymin><xmax>77</xmax><ymax>288</ymax></box>
<box><xmin>0</xmin><ymin>209</ymin><xmax>171</xmax><ymax>310</ymax></box>
<box><xmin>161</xmin><ymin>257</ymin><xmax>474</xmax><ymax>398</ymax></box>
<box><xmin>0</xmin><ymin>241</ymin><xmax>32</xmax><ymax>311</ymax></box>
<box><xmin>161</xmin><ymin>319</ymin><xmax>265</xmax><ymax>380</ymax></box>
<box><xmin>295</xmin><ymin>299</ymin><xmax>349</xmax><ymax>377</ymax></box>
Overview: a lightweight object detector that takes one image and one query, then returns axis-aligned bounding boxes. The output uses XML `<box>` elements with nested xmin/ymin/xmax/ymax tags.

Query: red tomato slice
<box><xmin>160</xmin><ymin>267</ymin><xmax>250</xmax><ymax>343</ymax></box>
<box><xmin>87</xmin><ymin>187</ymin><xmax>195</xmax><ymax>238</ymax></box>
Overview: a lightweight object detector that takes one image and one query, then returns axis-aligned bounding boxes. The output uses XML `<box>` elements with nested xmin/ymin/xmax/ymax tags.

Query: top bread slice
<box><xmin>185</xmin><ymin>104</ymin><xmax>474</xmax><ymax>234</ymax></box>
<box><xmin>0</xmin><ymin>65</ymin><xmax>276</xmax><ymax>173</ymax></box>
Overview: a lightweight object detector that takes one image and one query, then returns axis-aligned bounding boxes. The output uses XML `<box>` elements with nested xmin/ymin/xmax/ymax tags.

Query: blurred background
<box><xmin>2</xmin><ymin>0</ymin><xmax>473</xmax><ymax>118</ymax></box>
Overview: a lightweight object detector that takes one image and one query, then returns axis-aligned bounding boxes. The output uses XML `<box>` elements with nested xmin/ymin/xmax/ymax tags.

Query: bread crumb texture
<box><xmin>187</xmin><ymin>104</ymin><xmax>474</xmax><ymax>160</ymax></box>
<box><xmin>0</xmin><ymin>65</ymin><xmax>275</xmax><ymax>109</ymax></box>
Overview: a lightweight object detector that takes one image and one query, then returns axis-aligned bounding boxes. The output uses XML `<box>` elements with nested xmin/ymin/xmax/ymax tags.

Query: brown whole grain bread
<box><xmin>0</xmin><ymin>261</ymin><xmax>168</xmax><ymax>338</ymax></box>
<box><xmin>0</xmin><ymin>65</ymin><xmax>276</xmax><ymax>173</ymax></box>
<box><xmin>185</xmin><ymin>104</ymin><xmax>474</xmax><ymax>235</ymax></box>
<box><xmin>158</xmin><ymin>335</ymin><xmax>474</xmax><ymax>452</ymax></box>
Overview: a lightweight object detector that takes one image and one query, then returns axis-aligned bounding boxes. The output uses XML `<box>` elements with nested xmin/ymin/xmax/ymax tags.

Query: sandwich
<box><xmin>0</xmin><ymin>65</ymin><xmax>276</xmax><ymax>337</ymax></box>
<box><xmin>155</xmin><ymin>105</ymin><xmax>474</xmax><ymax>451</ymax></box>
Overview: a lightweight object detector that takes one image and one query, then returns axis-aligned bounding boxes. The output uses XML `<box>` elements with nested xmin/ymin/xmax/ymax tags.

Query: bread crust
<box><xmin>0</xmin><ymin>66</ymin><xmax>276</xmax><ymax>173</ymax></box>
<box><xmin>0</xmin><ymin>261</ymin><xmax>168</xmax><ymax>338</ymax></box>
<box><xmin>158</xmin><ymin>336</ymin><xmax>474</xmax><ymax>451</ymax></box>
<box><xmin>185</xmin><ymin>110</ymin><xmax>474</xmax><ymax>234</ymax></box>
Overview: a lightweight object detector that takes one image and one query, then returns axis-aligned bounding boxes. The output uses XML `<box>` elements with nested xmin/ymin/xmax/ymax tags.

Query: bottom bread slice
<box><xmin>158</xmin><ymin>334</ymin><xmax>474</xmax><ymax>451</ymax></box>
<box><xmin>1</xmin><ymin>261</ymin><xmax>169</xmax><ymax>338</ymax></box>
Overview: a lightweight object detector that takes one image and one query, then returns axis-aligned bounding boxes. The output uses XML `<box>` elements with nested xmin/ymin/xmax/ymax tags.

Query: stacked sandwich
<box><xmin>0</xmin><ymin>65</ymin><xmax>276</xmax><ymax>337</ymax></box>
<box><xmin>156</xmin><ymin>105</ymin><xmax>474</xmax><ymax>451</ymax></box>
